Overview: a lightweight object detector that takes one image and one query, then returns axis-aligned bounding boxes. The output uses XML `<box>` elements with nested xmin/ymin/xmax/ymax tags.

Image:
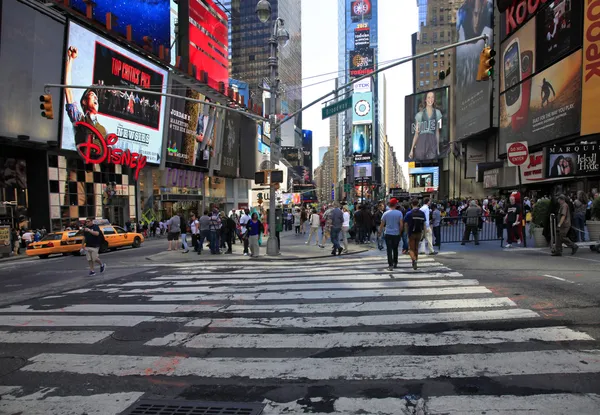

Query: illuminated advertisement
<box><xmin>354</xmin><ymin>23</ymin><xmax>370</xmax><ymax>49</ymax></box>
<box><xmin>69</xmin><ymin>0</ymin><xmax>170</xmax><ymax>48</ymax></box>
<box><xmin>352</xmin><ymin>124</ymin><xmax>372</xmax><ymax>154</ymax></box>
<box><xmin>409</xmin><ymin>166</ymin><xmax>440</xmax><ymax>189</ymax></box>
<box><xmin>404</xmin><ymin>87</ymin><xmax>450</xmax><ymax>162</ymax></box>
<box><xmin>352</xmin><ymin>92</ymin><xmax>373</xmax><ymax>124</ymax></box>
<box><xmin>302</xmin><ymin>130</ymin><xmax>313</xmax><ymax>182</ymax></box>
<box><xmin>349</xmin><ymin>49</ymin><xmax>375</xmax><ymax>77</ymax></box>
<box><xmin>351</xmin><ymin>0</ymin><xmax>372</xmax><ymax>21</ymax></box>
<box><xmin>455</xmin><ymin>0</ymin><xmax>494</xmax><ymax>140</ymax></box>
<box><xmin>581</xmin><ymin>0</ymin><xmax>600</xmax><ymax>136</ymax></box>
<box><xmin>354</xmin><ymin>162</ymin><xmax>372</xmax><ymax>178</ymax></box>
<box><xmin>346</xmin><ymin>0</ymin><xmax>378</xmax><ymax>78</ymax></box>
<box><xmin>61</xmin><ymin>22</ymin><xmax>168</xmax><ymax>165</ymax></box>
<box><xmin>499</xmin><ymin>50</ymin><xmax>582</xmax><ymax>150</ymax></box>
<box><xmin>546</xmin><ymin>143</ymin><xmax>600</xmax><ymax>178</ymax></box>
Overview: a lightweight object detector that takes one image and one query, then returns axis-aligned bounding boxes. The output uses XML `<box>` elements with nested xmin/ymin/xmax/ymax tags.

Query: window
<box><xmin>440</xmin><ymin>31</ymin><xmax>444</xmax><ymax>38</ymax></box>
<box><xmin>434</xmin><ymin>80</ymin><xmax>439</xmax><ymax>87</ymax></box>
<box><xmin>441</xmin><ymin>60</ymin><xmax>445</xmax><ymax>67</ymax></box>
<box><xmin>433</xmin><ymin>70</ymin><xmax>438</xmax><ymax>77</ymax></box>
<box><xmin>419</xmin><ymin>81</ymin><xmax>424</xmax><ymax>87</ymax></box>
<box><xmin>422</xmin><ymin>33</ymin><xmax>427</xmax><ymax>40</ymax></box>
<box><xmin>420</xmin><ymin>63</ymin><xmax>424</xmax><ymax>70</ymax></box>
<box><xmin>102</xmin><ymin>227</ymin><xmax>115</xmax><ymax>235</ymax></box>
<box><xmin>426</xmin><ymin>71</ymin><xmax>430</xmax><ymax>77</ymax></box>
<box><xmin>425</xmin><ymin>62</ymin><xmax>430</xmax><ymax>70</ymax></box>
<box><xmin>433</xmin><ymin>32</ymin><xmax>437</xmax><ymax>41</ymax></box>
<box><xmin>433</xmin><ymin>61</ymin><xmax>438</xmax><ymax>67</ymax></box>
<box><xmin>425</xmin><ymin>80</ymin><xmax>430</xmax><ymax>85</ymax></box>
<box><xmin>114</xmin><ymin>226</ymin><xmax>127</xmax><ymax>234</ymax></box>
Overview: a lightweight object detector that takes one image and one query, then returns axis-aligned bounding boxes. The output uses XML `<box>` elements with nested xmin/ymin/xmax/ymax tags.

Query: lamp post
<box><xmin>256</xmin><ymin>0</ymin><xmax>290</xmax><ymax>256</ymax></box>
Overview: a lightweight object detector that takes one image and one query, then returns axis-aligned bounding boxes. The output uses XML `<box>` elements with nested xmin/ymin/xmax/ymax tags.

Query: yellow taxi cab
<box><xmin>90</xmin><ymin>220</ymin><xmax>145</xmax><ymax>253</ymax></box>
<box><xmin>26</xmin><ymin>231</ymin><xmax>83</xmax><ymax>259</ymax></box>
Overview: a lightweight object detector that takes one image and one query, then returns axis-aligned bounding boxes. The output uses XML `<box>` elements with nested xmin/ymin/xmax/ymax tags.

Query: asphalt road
<box><xmin>0</xmin><ymin>237</ymin><xmax>599</xmax><ymax>414</ymax></box>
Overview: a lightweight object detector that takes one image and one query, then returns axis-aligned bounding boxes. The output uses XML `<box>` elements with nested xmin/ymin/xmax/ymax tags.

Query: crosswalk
<box><xmin>1</xmin><ymin>254</ymin><xmax>600</xmax><ymax>414</ymax></box>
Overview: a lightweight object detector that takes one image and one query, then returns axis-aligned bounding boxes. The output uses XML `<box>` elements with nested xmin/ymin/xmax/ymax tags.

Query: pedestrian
<box><xmin>306</xmin><ymin>208</ymin><xmax>320</xmax><ymax>246</ymax></box>
<box><xmin>209</xmin><ymin>209</ymin><xmax>222</xmax><ymax>254</ymax></box>
<box><xmin>329</xmin><ymin>203</ymin><xmax>344</xmax><ymax>256</ymax></box>
<box><xmin>80</xmin><ymin>218</ymin><xmax>105</xmax><ymax>276</ymax></box>
<box><xmin>553</xmin><ymin>194</ymin><xmax>578</xmax><ymax>256</ymax></box>
<box><xmin>504</xmin><ymin>194</ymin><xmax>522</xmax><ymax>248</ymax></box>
<box><xmin>573</xmin><ymin>191</ymin><xmax>588</xmax><ymax>242</ymax></box>
<box><xmin>247</xmin><ymin>212</ymin><xmax>263</xmax><ymax>258</ymax></box>
<box><xmin>378</xmin><ymin>198</ymin><xmax>403</xmax><ymax>271</ymax></box>
<box><xmin>294</xmin><ymin>208</ymin><xmax>301</xmax><ymax>234</ymax></box>
<box><xmin>180</xmin><ymin>213</ymin><xmax>190</xmax><ymax>253</ymax></box>
<box><xmin>462</xmin><ymin>200</ymin><xmax>482</xmax><ymax>245</ymax></box>
<box><xmin>420</xmin><ymin>198</ymin><xmax>437</xmax><ymax>255</ymax></box>
<box><xmin>166</xmin><ymin>213</ymin><xmax>181</xmax><ymax>251</ymax></box>
<box><xmin>197</xmin><ymin>210</ymin><xmax>211</xmax><ymax>255</ymax></box>
<box><xmin>432</xmin><ymin>204</ymin><xmax>441</xmax><ymax>247</ymax></box>
<box><xmin>342</xmin><ymin>206</ymin><xmax>351</xmax><ymax>253</ymax></box>
<box><xmin>404</xmin><ymin>199</ymin><xmax>426</xmax><ymax>270</ymax></box>
<box><xmin>239</xmin><ymin>209</ymin><xmax>251</xmax><ymax>256</ymax></box>
<box><xmin>190</xmin><ymin>213</ymin><xmax>200</xmax><ymax>253</ymax></box>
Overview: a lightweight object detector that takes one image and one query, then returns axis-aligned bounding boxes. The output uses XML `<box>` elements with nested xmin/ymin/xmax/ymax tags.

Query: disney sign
<box><xmin>75</xmin><ymin>121</ymin><xmax>147</xmax><ymax>180</ymax></box>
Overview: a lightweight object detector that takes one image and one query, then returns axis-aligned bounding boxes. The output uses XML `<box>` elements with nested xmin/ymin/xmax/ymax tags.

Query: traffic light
<box><xmin>439</xmin><ymin>66</ymin><xmax>451</xmax><ymax>81</ymax></box>
<box><xmin>476</xmin><ymin>46</ymin><xmax>496</xmax><ymax>81</ymax></box>
<box><xmin>39</xmin><ymin>94</ymin><xmax>54</xmax><ymax>119</ymax></box>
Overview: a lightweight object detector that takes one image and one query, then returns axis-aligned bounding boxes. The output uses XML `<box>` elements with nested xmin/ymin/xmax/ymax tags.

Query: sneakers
<box><xmin>572</xmin><ymin>245</ymin><xmax>579</xmax><ymax>255</ymax></box>
<box><xmin>100</xmin><ymin>263</ymin><xmax>106</xmax><ymax>273</ymax></box>
<box><xmin>338</xmin><ymin>247</ymin><xmax>343</xmax><ymax>255</ymax></box>
<box><xmin>505</xmin><ymin>244</ymin><xmax>512</xmax><ymax>248</ymax></box>
<box><xmin>387</xmin><ymin>266</ymin><xmax>394</xmax><ymax>271</ymax></box>
<box><xmin>89</xmin><ymin>271</ymin><xmax>96</xmax><ymax>276</ymax></box>
<box><xmin>412</xmin><ymin>260</ymin><xmax>417</xmax><ymax>270</ymax></box>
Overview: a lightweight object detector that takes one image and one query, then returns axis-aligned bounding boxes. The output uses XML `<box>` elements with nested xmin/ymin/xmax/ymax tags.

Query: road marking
<box><xmin>145</xmin><ymin>326</ymin><xmax>593</xmax><ymax>348</ymax></box>
<box><xmin>543</xmin><ymin>274</ymin><xmax>575</xmax><ymax>284</ymax></box>
<box><xmin>119</xmin><ymin>286</ymin><xmax>492</xmax><ymax>302</ymax></box>
<box><xmin>426</xmin><ymin>393</ymin><xmax>600</xmax><ymax>414</ymax></box>
<box><xmin>22</xmin><ymin>349</ymin><xmax>600</xmax><ymax>379</ymax></box>
<box><xmin>567</xmin><ymin>255</ymin><xmax>600</xmax><ymax>264</ymax></box>
<box><xmin>86</xmin><ymin>279</ymin><xmax>481</xmax><ymax>295</ymax></box>
<box><xmin>0</xmin><ymin>304</ymin><xmax>222</xmax><ymax>314</ymax></box>
<box><xmin>0</xmin><ymin>387</ymin><xmax>144</xmax><ymax>415</ymax></box>
<box><xmin>0</xmin><ymin>330</ymin><xmax>113</xmax><ymax>344</ymax></box>
<box><xmin>185</xmin><ymin>308</ymin><xmax>539</xmax><ymax>329</ymax></box>
<box><xmin>0</xmin><ymin>315</ymin><xmax>153</xmax><ymax>327</ymax></box>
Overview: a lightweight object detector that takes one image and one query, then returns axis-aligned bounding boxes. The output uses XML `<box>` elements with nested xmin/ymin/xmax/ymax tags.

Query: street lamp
<box><xmin>256</xmin><ymin>0</ymin><xmax>289</xmax><ymax>256</ymax></box>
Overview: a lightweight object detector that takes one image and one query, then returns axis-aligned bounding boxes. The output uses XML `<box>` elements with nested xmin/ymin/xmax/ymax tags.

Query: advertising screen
<box><xmin>581</xmin><ymin>0</ymin><xmax>600</xmax><ymax>136</ymax></box>
<box><xmin>219</xmin><ymin>112</ymin><xmax>241</xmax><ymax>178</ymax></box>
<box><xmin>404</xmin><ymin>87</ymin><xmax>450</xmax><ymax>162</ymax></box>
<box><xmin>455</xmin><ymin>0</ymin><xmax>494</xmax><ymax>140</ymax></box>
<box><xmin>352</xmin><ymin>124</ymin><xmax>372</xmax><ymax>154</ymax></box>
<box><xmin>302</xmin><ymin>130</ymin><xmax>313</xmax><ymax>181</ymax></box>
<box><xmin>70</xmin><ymin>0</ymin><xmax>170</xmax><ymax>49</ymax></box>
<box><xmin>351</xmin><ymin>0</ymin><xmax>373</xmax><ymax>21</ymax></box>
<box><xmin>546</xmin><ymin>144</ymin><xmax>599</xmax><ymax>178</ymax></box>
<box><xmin>354</xmin><ymin>24</ymin><xmax>370</xmax><ymax>49</ymax></box>
<box><xmin>349</xmin><ymin>49</ymin><xmax>375</xmax><ymax>77</ymax></box>
<box><xmin>409</xmin><ymin>166</ymin><xmax>440</xmax><ymax>189</ymax></box>
<box><xmin>499</xmin><ymin>50</ymin><xmax>582</xmax><ymax>151</ymax></box>
<box><xmin>61</xmin><ymin>22</ymin><xmax>167</xmax><ymax>165</ymax></box>
<box><xmin>165</xmin><ymin>78</ymin><xmax>216</xmax><ymax>167</ymax></box>
<box><xmin>352</xmin><ymin>92</ymin><xmax>373</xmax><ymax>124</ymax></box>
<box><xmin>346</xmin><ymin>0</ymin><xmax>377</xmax><ymax>79</ymax></box>
<box><xmin>354</xmin><ymin>162</ymin><xmax>372</xmax><ymax>178</ymax></box>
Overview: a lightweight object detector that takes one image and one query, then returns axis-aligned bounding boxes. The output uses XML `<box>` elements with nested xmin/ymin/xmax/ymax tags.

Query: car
<box><xmin>26</xmin><ymin>231</ymin><xmax>83</xmax><ymax>259</ymax></box>
<box><xmin>87</xmin><ymin>223</ymin><xmax>144</xmax><ymax>253</ymax></box>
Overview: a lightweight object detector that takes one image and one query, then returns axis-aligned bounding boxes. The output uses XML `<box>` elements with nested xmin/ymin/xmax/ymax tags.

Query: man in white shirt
<box><xmin>190</xmin><ymin>213</ymin><xmax>200</xmax><ymax>252</ymax></box>
<box><xmin>239</xmin><ymin>209</ymin><xmax>251</xmax><ymax>256</ymax></box>
<box><xmin>420</xmin><ymin>198</ymin><xmax>437</xmax><ymax>255</ymax></box>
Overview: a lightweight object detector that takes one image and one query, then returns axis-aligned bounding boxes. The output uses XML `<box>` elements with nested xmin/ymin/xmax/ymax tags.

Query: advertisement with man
<box><xmin>61</xmin><ymin>22</ymin><xmax>168</xmax><ymax>165</ymax></box>
<box><xmin>165</xmin><ymin>78</ymin><xmax>216</xmax><ymax>167</ymax></box>
<box><xmin>352</xmin><ymin>124</ymin><xmax>372</xmax><ymax>154</ymax></box>
<box><xmin>546</xmin><ymin>144</ymin><xmax>599</xmax><ymax>178</ymax></box>
<box><xmin>404</xmin><ymin>87</ymin><xmax>450</xmax><ymax>162</ymax></box>
<box><xmin>499</xmin><ymin>50</ymin><xmax>582</xmax><ymax>150</ymax></box>
<box><xmin>455</xmin><ymin>0</ymin><xmax>494</xmax><ymax>140</ymax></box>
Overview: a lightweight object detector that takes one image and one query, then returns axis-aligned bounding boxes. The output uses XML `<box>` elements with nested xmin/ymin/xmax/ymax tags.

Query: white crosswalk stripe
<box><xmin>1</xmin><ymin>254</ymin><xmax>598</xmax><ymax>414</ymax></box>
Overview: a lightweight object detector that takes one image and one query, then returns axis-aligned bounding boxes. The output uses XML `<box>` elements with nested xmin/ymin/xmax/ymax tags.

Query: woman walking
<box><xmin>247</xmin><ymin>212</ymin><xmax>263</xmax><ymax>258</ymax></box>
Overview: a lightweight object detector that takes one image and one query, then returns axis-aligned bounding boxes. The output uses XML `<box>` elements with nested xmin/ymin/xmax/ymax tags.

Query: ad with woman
<box><xmin>405</xmin><ymin>87</ymin><xmax>449</xmax><ymax>162</ymax></box>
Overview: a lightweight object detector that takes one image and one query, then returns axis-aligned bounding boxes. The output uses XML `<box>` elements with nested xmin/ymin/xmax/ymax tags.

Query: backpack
<box><xmin>410</xmin><ymin>209</ymin><xmax>426</xmax><ymax>234</ymax></box>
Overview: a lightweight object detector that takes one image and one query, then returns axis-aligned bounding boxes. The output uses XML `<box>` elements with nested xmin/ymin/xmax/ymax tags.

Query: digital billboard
<box><xmin>61</xmin><ymin>22</ymin><xmax>168</xmax><ymax>165</ymax></box>
<box><xmin>349</xmin><ymin>49</ymin><xmax>375</xmax><ymax>77</ymax></box>
<box><xmin>499</xmin><ymin>50</ymin><xmax>582</xmax><ymax>150</ymax></box>
<box><xmin>409</xmin><ymin>166</ymin><xmax>440</xmax><ymax>189</ymax></box>
<box><xmin>352</xmin><ymin>92</ymin><xmax>373</xmax><ymax>124</ymax></box>
<box><xmin>219</xmin><ymin>112</ymin><xmax>241</xmax><ymax>178</ymax></box>
<box><xmin>302</xmin><ymin>130</ymin><xmax>313</xmax><ymax>182</ymax></box>
<box><xmin>455</xmin><ymin>0</ymin><xmax>494</xmax><ymax>140</ymax></box>
<box><xmin>546</xmin><ymin>143</ymin><xmax>600</xmax><ymax>178</ymax></box>
<box><xmin>354</xmin><ymin>162</ymin><xmax>372</xmax><ymax>178</ymax></box>
<box><xmin>404</xmin><ymin>87</ymin><xmax>450</xmax><ymax>162</ymax></box>
<box><xmin>69</xmin><ymin>0</ymin><xmax>170</xmax><ymax>49</ymax></box>
<box><xmin>352</xmin><ymin>124</ymin><xmax>372</xmax><ymax>154</ymax></box>
<box><xmin>346</xmin><ymin>0</ymin><xmax>378</xmax><ymax>79</ymax></box>
<box><xmin>351</xmin><ymin>0</ymin><xmax>373</xmax><ymax>22</ymax></box>
<box><xmin>165</xmin><ymin>77</ymin><xmax>216</xmax><ymax>167</ymax></box>
<box><xmin>581</xmin><ymin>0</ymin><xmax>600</xmax><ymax>136</ymax></box>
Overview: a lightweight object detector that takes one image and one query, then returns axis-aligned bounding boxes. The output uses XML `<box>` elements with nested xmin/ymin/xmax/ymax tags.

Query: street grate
<box><xmin>121</xmin><ymin>399</ymin><xmax>265</xmax><ymax>415</ymax></box>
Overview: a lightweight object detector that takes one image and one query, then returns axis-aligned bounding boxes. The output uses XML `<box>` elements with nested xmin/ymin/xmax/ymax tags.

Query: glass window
<box><xmin>425</xmin><ymin>80</ymin><xmax>430</xmax><ymax>85</ymax></box>
<box><xmin>419</xmin><ymin>63</ymin><xmax>424</xmax><ymax>70</ymax></box>
<box><xmin>434</xmin><ymin>80</ymin><xmax>439</xmax><ymax>87</ymax></box>
<box><xmin>433</xmin><ymin>70</ymin><xmax>438</xmax><ymax>77</ymax></box>
<box><xmin>102</xmin><ymin>227</ymin><xmax>115</xmax><ymax>235</ymax></box>
<box><xmin>420</xmin><ymin>71</ymin><xmax>424</xmax><ymax>78</ymax></box>
<box><xmin>426</xmin><ymin>71</ymin><xmax>430</xmax><ymax>77</ymax></box>
<box><xmin>425</xmin><ymin>62</ymin><xmax>430</xmax><ymax>70</ymax></box>
<box><xmin>41</xmin><ymin>233</ymin><xmax>63</xmax><ymax>241</ymax></box>
<box><xmin>433</xmin><ymin>61</ymin><xmax>438</xmax><ymax>67</ymax></box>
<box><xmin>114</xmin><ymin>226</ymin><xmax>127</xmax><ymax>234</ymax></box>
<box><xmin>419</xmin><ymin>81</ymin><xmax>424</xmax><ymax>87</ymax></box>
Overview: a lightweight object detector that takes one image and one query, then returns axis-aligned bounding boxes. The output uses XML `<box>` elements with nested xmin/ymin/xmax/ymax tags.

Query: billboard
<box><xmin>352</xmin><ymin>92</ymin><xmax>373</xmax><ymax>124</ymax></box>
<box><xmin>346</xmin><ymin>0</ymin><xmax>377</xmax><ymax>78</ymax></box>
<box><xmin>0</xmin><ymin>0</ymin><xmax>64</xmax><ymax>143</ymax></box>
<box><xmin>404</xmin><ymin>87</ymin><xmax>450</xmax><ymax>162</ymax></box>
<box><xmin>302</xmin><ymin>130</ymin><xmax>313</xmax><ymax>181</ymax></box>
<box><xmin>409</xmin><ymin>166</ymin><xmax>440</xmax><ymax>189</ymax></box>
<box><xmin>61</xmin><ymin>22</ymin><xmax>167</xmax><ymax>165</ymax></box>
<box><xmin>546</xmin><ymin>143</ymin><xmax>600</xmax><ymax>178</ymax></box>
<box><xmin>69</xmin><ymin>0</ymin><xmax>170</xmax><ymax>48</ymax></box>
<box><xmin>354</xmin><ymin>162</ymin><xmax>372</xmax><ymax>178</ymax></box>
<box><xmin>352</xmin><ymin>124</ymin><xmax>373</xmax><ymax>154</ymax></box>
<box><xmin>499</xmin><ymin>50</ymin><xmax>582</xmax><ymax>151</ymax></box>
<box><xmin>354</xmin><ymin>24</ymin><xmax>371</xmax><ymax>49</ymax></box>
<box><xmin>165</xmin><ymin>77</ymin><xmax>216</xmax><ymax>167</ymax></box>
<box><xmin>351</xmin><ymin>0</ymin><xmax>373</xmax><ymax>21</ymax></box>
<box><xmin>349</xmin><ymin>49</ymin><xmax>375</xmax><ymax>77</ymax></box>
<box><xmin>219</xmin><ymin>112</ymin><xmax>240</xmax><ymax>178</ymax></box>
<box><xmin>581</xmin><ymin>0</ymin><xmax>600</xmax><ymax>136</ymax></box>
<box><xmin>455</xmin><ymin>0</ymin><xmax>494</xmax><ymax>140</ymax></box>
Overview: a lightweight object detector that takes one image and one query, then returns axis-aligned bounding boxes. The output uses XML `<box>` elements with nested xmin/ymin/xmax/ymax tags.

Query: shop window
<box><xmin>49</xmin><ymin>180</ymin><xmax>59</xmax><ymax>193</ymax></box>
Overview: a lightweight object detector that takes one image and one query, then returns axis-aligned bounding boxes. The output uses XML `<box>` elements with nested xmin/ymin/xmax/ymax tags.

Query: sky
<box><xmin>301</xmin><ymin>0</ymin><xmax>418</xmax><ymax>185</ymax></box>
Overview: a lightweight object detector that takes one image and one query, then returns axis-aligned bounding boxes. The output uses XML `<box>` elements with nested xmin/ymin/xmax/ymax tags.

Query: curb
<box><xmin>145</xmin><ymin>249</ymin><xmax>370</xmax><ymax>263</ymax></box>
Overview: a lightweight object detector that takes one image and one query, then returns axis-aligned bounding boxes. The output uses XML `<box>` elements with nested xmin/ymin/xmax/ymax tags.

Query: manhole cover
<box><xmin>122</xmin><ymin>399</ymin><xmax>265</xmax><ymax>415</ymax></box>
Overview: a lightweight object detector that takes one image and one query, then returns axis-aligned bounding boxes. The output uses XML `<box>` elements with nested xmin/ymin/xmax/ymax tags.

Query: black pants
<box><xmin>243</xmin><ymin>235</ymin><xmax>249</xmax><ymax>254</ymax></box>
<box><xmin>433</xmin><ymin>226</ymin><xmax>441</xmax><ymax>247</ymax></box>
<box><xmin>191</xmin><ymin>234</ymin><xmax>199</xmax><ymax>252</ymax></box>
<box><xmin>463</xmin><ymin>225</ymin><xmax>479</xmax><ymax>243</ymax></box>
<box><xmin>225</xmin><ymin>231</ymin><xmax>233</xmax><ymax>252</ymax></box>
<box><xmin>384</xmin><ymin>234</ymin><xmax>400</xmax><ymax>267</ymax></box>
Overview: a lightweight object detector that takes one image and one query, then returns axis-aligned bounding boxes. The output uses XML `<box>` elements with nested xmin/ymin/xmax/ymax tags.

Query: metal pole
<box><xmin>266</xmin><ymin>19</ymin><xmax>280</xmax><ymax>256</ymax></box>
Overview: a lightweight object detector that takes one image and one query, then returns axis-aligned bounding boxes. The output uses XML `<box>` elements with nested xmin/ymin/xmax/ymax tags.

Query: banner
<box><xmin>239</xmin><ymin>116</ymin><xmax>257</xmax><ymax>180</ymax></box>
<box><xmin>165</xmin><ymin>77</ymin><xmax>216</xmax><ymax>167</ymax></box>
<box><xmin>582</xmin><ymin>0</ymin><xmax>600</xmax><ymax>136</ymax></box>
<box><xmin>219</xmin><ymin>112</ymin><xmax>240</xmax><ymax>178</ymax></box>
<box><xmin>352</xmin><ymin>124</ymin><xmax>372</xmax><ymax>154</ymax></box>
<box><xmin>61</xmin><ymin>22</ymin><xmax>167</xmax><ymax>165</ymax></box>
<box><xmin>404</xmin><ymin>87</ymin><xmax>450</xmax><ymax>162</ymax></box>
<box><xmin>546</xmin><ymin>143</ymin><xmax>599</xmax><ymax>178</ymax></box>
<box><xmin>499</xmin><ymin>50</ymin><xmax>582</xmax><ymax>151</ymax></box>
<box><xmin>352</xmin><ymin>92</ymin><xmax>373</xmax><ymax>124</ymax></box>
<box><xmin>520</xmin><ymin>150</ymin><xmax>549</xmax><ymax>183</ymax></box>
<box><xmin>455</xmin><ymin>0</ymin><xmax>494</xmax><ymax>140</ymax></box>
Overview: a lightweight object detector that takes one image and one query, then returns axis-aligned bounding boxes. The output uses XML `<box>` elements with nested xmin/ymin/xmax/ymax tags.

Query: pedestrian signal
<box><xmin>476</xmin><ymin>46</ymin><xmax>496</xmax><ymax>81</ymax></box>
<box><xmin>39</xmin><ymin>94</ymin><xmax>54</xmax><ymax>119</ymax></box>
<box><xmin>255</xmin><ymin>171</ymin><xmax>267</xmax><ymax>185</ymax></box>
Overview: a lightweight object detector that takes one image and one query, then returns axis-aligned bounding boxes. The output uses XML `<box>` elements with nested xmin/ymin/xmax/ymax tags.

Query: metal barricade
<box><xmin>437</xmin><ymin>214</ymin><xmax>504</xmax><ymax>250</ymax></box>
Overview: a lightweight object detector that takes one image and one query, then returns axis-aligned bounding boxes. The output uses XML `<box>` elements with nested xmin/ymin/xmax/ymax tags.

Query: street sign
<box><xmin>507</xmin><ymin>141</ymin><xmax>529</xmax><ymax>167</ymax></box>
<box><xmin>321</xmin><ymin>96</ymin><xmax>352</xmax><ymax>120</ymax></box>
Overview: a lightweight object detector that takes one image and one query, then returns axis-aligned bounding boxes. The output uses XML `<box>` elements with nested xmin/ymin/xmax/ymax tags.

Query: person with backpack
<box><xmin>404</xmin><ymin>199</ymin><xmax>426</xmax><ymax>270</ymax></box>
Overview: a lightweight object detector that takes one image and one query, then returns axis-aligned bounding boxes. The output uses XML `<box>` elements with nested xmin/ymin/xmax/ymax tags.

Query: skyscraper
<box><xmin>228</xmin><ymin>0</ymin><xmax>301</xmax><ymax>120</ymax></box>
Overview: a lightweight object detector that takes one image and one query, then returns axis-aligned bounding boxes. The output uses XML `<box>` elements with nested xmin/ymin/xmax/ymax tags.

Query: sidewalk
<box><xmin>146</xmin><ymin>229</ymin><xmax>372</xmax><ymax>262</ymax></box>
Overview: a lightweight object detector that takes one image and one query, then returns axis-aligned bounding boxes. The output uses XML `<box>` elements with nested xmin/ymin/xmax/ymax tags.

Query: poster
<box><xmin>352</xmin><ymin>124</ymin><xmax>372</xmax><ymax>154</ymax></box>
<box><xmin>219</xmin><ymin>112</ymin><xmax>240</xmax><ymax>178</ymax></box>
<box><xmin>455</xmin><ymin>0</ymin><xmax>494</xmax><ymax>140</ymax></box>
<box><xmin>61</xmin><ymin>22</ymin><xmax>167</xmax><ymax>165</ymax></box>
<box><xmin>499</xmin><ymin>50</ymin><xmax>582</xmax><ymax>151</ymax></box>
<box><xmin>404</xmin><ymin>87</ymin><xmax>450</xmax><ymax>162</ymax></box>
<box><xmin>349</xmin><ymin>49</ymin><xmax>375</xmax><ymax>77</ymax></box>
<box><xmin>500</xmin><ymin>16</ymin><xmax>536</xmax><ymax>94</ymax></box>
<box><xmin>165</xmin><ymin>77</ymin><xmax>216</xmax><ymax>167</ymax></box>
<box><xmin>352</xmin><ymin>92</ymin><xmax>373</xmax><ymax>124</ymax></box>
<box><xmin>581</xmin><ymin>0</ymin><xmax>600</xmax><ymax>136</ymax></box>
<box><xmin>546</xmin><ymin>143</ymin><xmax>599</xmax><ymax>178</ymax></box>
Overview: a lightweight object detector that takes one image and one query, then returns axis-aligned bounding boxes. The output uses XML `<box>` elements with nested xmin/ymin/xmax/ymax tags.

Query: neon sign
<box><xmin>75</xmin><ymin>121</ymin><xmax>147</xmax><ymax>180</ymax></box>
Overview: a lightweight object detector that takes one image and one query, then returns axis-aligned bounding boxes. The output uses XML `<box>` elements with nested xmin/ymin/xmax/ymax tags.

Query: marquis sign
<box><xmin>75</xmin><ymin>121</ymin><xmax>147</xmax><ymax>180</ymax></box>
